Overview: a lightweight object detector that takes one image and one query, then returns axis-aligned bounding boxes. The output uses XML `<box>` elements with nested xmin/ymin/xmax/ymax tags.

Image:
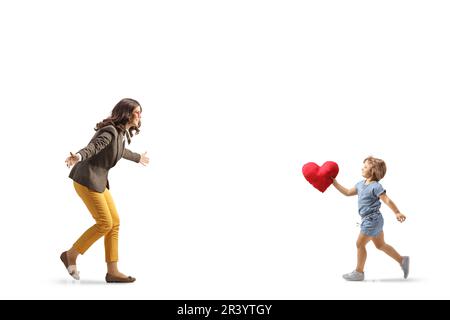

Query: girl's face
<box><xmin>361</xmin><ymin>161</ymin><xmax>372</xmax><ymax>179</ymax></box>
<box><xmin>129</xmin><ymin>106</ymin><xmax>141</xmax><ymax>127</ymax></box>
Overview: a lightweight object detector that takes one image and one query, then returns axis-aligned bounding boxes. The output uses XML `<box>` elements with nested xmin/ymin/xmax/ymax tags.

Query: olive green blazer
<box><xmin>69</xmin><ymin>125</ymin><xmax>141</xmax><ymax>192</ymax></box>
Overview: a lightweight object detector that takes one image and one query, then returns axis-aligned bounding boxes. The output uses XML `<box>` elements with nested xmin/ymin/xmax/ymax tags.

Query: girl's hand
<box><xmin>139</xmin><ymin>151</ymin><xmax>150</xmax><ymax>166</ymax></box>
<box><xmin>65</xmin><ymin>152</ymin><xmax>79</xmax><ymax>168</ymax></box>
<box><xmin>332</xmin><ymin>178</ymin><xmax>338</xmax><ymax>186</ymax></box>
<box><xmin>396</xmin><ymin>212</ymin><xmax>406</xmax><ymax>223</ymax></box>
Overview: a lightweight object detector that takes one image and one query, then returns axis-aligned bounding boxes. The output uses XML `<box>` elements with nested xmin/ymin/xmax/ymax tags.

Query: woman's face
<box><xmin>130</xmin><ymin>106</ymin><xmax>141</xmax><ymax>127</ymax></box>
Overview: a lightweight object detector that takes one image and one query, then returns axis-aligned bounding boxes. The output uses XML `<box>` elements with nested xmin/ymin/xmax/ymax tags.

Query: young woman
<box><xmin>62</xmin><ymin>98</ymin><xmax>149</xmax><ymax>283</ymax></box>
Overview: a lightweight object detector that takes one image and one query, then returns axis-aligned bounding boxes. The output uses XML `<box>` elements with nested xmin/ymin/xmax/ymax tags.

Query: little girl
<box><xmin>332</xmin><ymin>156</ymin><xmax>409</xmax><ymax>281</ymax></box>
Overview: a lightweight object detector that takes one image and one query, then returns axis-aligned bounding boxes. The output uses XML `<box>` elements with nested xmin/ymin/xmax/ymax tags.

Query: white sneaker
<box><xmin>343</xmin><ymin>270</ymin><xmax>364</xmax><ymax>281</ymax></box>
<box><xmin>401</xmin><ymin>256</ymin><xmax>410</xmax><ymax>279</ymax></box>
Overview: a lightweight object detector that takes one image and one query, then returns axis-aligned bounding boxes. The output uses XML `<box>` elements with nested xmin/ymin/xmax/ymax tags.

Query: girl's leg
<box><xmin>356</xmin><ymin>233</ymin><xmax>371</xmax><ymax>272</ymax></box>
<box><xmin>371</xmin><ymin>231</ymin><xmax>402</xmax><ymax>264</ymax></box>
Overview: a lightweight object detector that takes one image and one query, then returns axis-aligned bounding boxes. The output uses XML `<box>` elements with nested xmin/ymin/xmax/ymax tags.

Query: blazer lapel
<box><xmin>112</xmin><ymin>132</ymin><xmax>124</xmax><ymax>167</ymax></box>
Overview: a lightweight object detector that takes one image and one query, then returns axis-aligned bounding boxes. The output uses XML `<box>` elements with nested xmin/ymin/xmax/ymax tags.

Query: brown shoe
<box><xmin>60</xmin><ymin>251</ymin><xmax>80</xmax><ymax>280</ymax></box>
<box><xmin>105</xmin><ymin>273</ymin><xmax>136</xmax><ymax>283</ymax></box>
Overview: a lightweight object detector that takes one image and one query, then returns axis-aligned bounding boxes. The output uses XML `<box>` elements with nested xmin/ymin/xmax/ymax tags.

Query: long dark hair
<box><xmin>95</xmin><ymin>98</ymin><xmax>141</xmax><ymax>144</ymax></box>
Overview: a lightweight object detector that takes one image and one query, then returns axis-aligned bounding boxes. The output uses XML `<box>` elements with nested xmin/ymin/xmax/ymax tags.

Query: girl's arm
<box><xmin>332</xmin><ymin>179</ymin><xmax>357</xmax><ymax>196</ymax></box>
<box><xmin>379</xmin><ymin>193</ymin><xmax>406</xmax><ymax>222</ymax></box>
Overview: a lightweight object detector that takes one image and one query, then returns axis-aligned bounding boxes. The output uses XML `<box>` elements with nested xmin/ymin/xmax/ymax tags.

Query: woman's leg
<box><xmin>102</xmin><ymin>188</ymin><xmax>129</xmax><ymax>278</ymax></box>
<box><xmin>71</xmin><ymin>182</ymin><xmax>114</xmax><ymax>260</ymax></box>
<box><xmin>103</xmin><ymin>188</ymin><xmax>120</xmax><ymax>263</ymax></box>
<box><xmin>65</xmin><ymin>247</ymin><xmax>80</xmax><ymax>267</ymax></box>
<box><xmin>356</xmin><ymin>233</ymin><xmax>371</xmax><ymax>272</ymax></box>
<box><xmin>371</xmin><ymin>231</ymin><xmax>402</xmax><ymax>264</ymax></box>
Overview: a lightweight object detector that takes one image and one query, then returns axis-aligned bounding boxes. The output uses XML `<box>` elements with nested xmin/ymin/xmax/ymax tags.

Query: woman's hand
<box><xmin>139</xmin><ymin>151</ymin><xmax>150</xmax><ymax>166</ymax></box>
<box><xmin>65</xmin><ymin>152</ymin><xmax>80</xmax><ymax>168</ymax></box>
<box><xmin>395</xmin><ymin>212</ymin><xmax>406</xmax><ymax>223</ymax></box>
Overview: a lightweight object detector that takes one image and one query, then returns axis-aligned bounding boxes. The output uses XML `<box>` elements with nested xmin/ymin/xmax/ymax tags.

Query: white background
<box><xmin>0</xmin><ymin>0</ymin><xmax>449</xmax><ymax>299</ymax></box>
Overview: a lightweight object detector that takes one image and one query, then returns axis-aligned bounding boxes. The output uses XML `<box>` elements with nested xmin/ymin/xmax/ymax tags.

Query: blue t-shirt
<box><xmin>355</xmin><ymin>180</ymin><xmax>386</xmax><ymax>218</ymax></box>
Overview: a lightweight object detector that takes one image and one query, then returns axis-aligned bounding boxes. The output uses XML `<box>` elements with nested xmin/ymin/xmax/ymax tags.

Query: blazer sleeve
<box><xmin>123</xmin><ymin>148</ymin><xmax>141</xmax><ymax>163</ymax></box>
<box><xmin>77</xmin><ymin>131</ymin><xmax>113</xmax><ymax>161</ymax></box>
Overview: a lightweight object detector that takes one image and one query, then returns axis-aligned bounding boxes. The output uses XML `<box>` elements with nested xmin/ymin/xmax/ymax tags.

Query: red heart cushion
<box><xmin>302</xmin><ymin>161</ymin><xmax>339</xmax><ymax>193</ymax></box>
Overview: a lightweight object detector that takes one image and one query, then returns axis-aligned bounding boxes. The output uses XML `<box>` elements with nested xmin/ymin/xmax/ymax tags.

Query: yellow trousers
<box><xmin>72</xmin><ymin>181</ymin><xmax>120</xmax><ymax>262</ymax></box>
